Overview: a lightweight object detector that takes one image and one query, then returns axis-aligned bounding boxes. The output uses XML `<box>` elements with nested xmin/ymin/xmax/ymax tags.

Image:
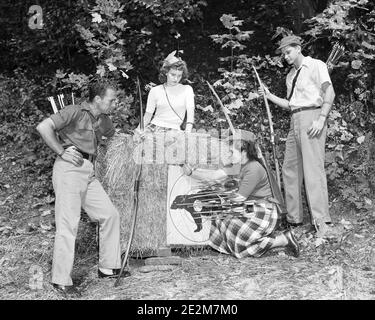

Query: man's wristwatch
<box><xmin>58</xmin><ymin>150</ymin><xmax>65</xmax><ymax>157</ymax></box>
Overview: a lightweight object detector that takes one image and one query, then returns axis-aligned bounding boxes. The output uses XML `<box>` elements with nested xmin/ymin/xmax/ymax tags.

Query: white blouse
<box><xmin>145</xmin><ymin>84</ymin><xmax>195</xmax><ymax>130</ymax></box>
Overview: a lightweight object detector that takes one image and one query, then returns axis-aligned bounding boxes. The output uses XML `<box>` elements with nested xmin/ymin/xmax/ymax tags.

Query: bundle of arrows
<box><xmin>47</xmin><ymin>93</ymin><xmax>75</xmax><ymax>114</ymax></box>
<box><xmin>326</xmin><ymin>42</ymin><xmax>345</xmax><ymax>74</ymax></box>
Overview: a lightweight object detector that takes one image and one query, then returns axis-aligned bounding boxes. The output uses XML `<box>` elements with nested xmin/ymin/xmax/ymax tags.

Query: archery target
<box><xmin>167</xmin><ymin>165</ymin><xmax>211</xmax><ymax>245</ymax></box>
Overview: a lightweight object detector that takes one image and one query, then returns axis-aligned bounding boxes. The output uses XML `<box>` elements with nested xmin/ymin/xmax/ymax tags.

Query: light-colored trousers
<box><xmin>51</xmin><ymin>157</ymin><xmax>121</xmax><ymax>286</ymax></box>
<box><xmin>282</xmin><ymin>108</ymin><xmax>331</xmax><ymax>225</ymax></box>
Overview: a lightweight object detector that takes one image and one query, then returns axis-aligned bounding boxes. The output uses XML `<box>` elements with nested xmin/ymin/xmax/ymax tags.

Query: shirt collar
<box><xmin>81</xmin><ymin>101</ymin><xmax>99</xmax><ymax>120</ymax></box>
<box><xmin>300</xmin><ymin>56</ymin><xmax>311</xmax><ymax>69</ymax></box>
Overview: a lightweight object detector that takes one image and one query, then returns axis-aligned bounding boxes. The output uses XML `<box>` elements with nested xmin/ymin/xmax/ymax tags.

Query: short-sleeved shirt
<box><xmin>145</xmin><ymin>84</ymin><xmax>194</xmax><ymax>130</ymax></box>
<box><xmin>50</xmin><ymin>102</ymin><xmax>115</xmax><ymax>155</ymax></box>
<box><xmin>287</xmin><ymin>56</ymin><xmax>332</xmax><ymax>109</ymax></box>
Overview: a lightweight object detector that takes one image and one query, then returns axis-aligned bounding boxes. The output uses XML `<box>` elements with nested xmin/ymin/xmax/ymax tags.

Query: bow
<box><xmin>114</xmin><ymin>76</ymin><xmax>144</xmax><ymax>287</ymax></box>
<box><xmin>252</xmin><ymin>65</ymin><xmax>281</xmax><ymax>189</ymax></box>
<box><xmin>206</xmin><ymin>81</ymin><xmax>236</xmax><ymax>136</ymax></box>
<box><xmin>206</xmin><ymin>78</ymin><xmax>285</xmax><ymax>211</ymax></box>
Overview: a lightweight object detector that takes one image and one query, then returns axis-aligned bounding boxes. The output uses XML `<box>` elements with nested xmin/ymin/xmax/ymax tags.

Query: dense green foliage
<box><xmin>0</xmin><ymin>0</ymin><xmax>374</xmax><ymax>211</ymax></box>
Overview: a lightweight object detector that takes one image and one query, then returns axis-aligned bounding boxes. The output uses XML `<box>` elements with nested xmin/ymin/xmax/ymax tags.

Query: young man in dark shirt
<box><xmin>37</xmin><ymin>81</ymin><xmax>126</xmax><ymax>296</ymax></box>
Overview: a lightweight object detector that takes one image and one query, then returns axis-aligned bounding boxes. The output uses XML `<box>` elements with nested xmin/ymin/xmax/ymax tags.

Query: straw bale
<box><xmin>96</xmin><ymin>134</ymin><xmax>168</xmax><ymax>255</ymax></box>
<box><xmin>95</xmin><ymin>132</ymin><xmax>233</xmax><ymax>255</ymax></box>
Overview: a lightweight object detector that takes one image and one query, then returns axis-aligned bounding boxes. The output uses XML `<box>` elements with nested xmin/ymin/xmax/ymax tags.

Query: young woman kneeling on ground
<box><xmin>183</xmin><ymin>135</ymin><xmax>300</xmax><ymax>258</ymax></box>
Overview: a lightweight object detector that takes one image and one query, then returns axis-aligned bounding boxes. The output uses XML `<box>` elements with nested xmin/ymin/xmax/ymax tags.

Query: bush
<box><xmin>0</xmin><ymin>73</ymin><xmax>55</xmax><ymax>196</ymax></box>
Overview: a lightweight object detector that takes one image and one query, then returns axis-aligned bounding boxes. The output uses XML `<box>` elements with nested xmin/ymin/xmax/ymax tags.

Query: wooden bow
<box><xmin>206</xmin><ymin>81</ymin><xmax>235</xmax><ymax>135</ymax></box>
<box><xmin>115</xmin><ymin>76</ymin><xmax>144</xmax><ymax>287</ymax></box>
<box><xmin>252</xmin><ymin>66</ymin><xmax>281</xmax><ymax>189</ymax></box>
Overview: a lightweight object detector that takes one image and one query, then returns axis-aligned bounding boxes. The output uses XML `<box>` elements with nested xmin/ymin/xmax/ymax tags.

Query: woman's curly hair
<box><xmin>158</xmin><ymin>60</ymin><xmax>189</xmax><ymax>84</ymax></box>
<box><xmin>231</xmin><ymin>139</ymin><xmax>262</xmax><ymax>163</ymax></box>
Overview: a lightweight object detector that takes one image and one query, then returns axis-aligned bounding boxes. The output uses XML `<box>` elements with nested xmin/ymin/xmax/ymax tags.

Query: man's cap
<box><xmin>277</xmin><ymin>35</ymin><xmax>302</xmax><ymax>52</ymax></box>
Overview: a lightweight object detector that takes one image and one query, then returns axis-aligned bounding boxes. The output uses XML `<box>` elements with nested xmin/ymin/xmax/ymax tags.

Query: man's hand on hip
<box><xmin>61</xmin><ymin>146</ymin><xmax>84</xmax><ymax>167</ymax></box>
<box><xmin>307</xmin><ymin>117</ymin><xmax>325</xmax><ymax>138</ymax></box>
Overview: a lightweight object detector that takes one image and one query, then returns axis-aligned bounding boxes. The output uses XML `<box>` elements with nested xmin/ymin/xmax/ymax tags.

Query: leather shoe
<box><xmin>52</xmin><ymin>283</ymin><xmax>81</xmax><ymax>297</ymax></box>
<box><xmin>283</xmin><ymin>230</ymin><xmax>300</xmax><ymax>257</ymax></box>
<box><xmin>98</xmin><ymin>268</ymin><xmax>131</xmax><ymax>279</ymax></box>
<box><xmin>287</xmin><ymin>222</ymin><xmax>303</xmax><ymax>228</ymax></box>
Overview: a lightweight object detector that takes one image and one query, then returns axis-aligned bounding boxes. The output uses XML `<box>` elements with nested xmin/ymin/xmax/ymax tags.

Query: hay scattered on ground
<box><xmin>0</xmin><ymin>217</ymin><xmax>102</xmax><ymax>300</ymax></box>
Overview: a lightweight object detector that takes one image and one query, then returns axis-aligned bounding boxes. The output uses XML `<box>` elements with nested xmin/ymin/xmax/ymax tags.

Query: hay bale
<box><xmin>96</xmin><ymin>134</ymin><xmax>168</xmax><ymax>256</ymax></box>
<box><xmin>95</xmin><ymin>132</ymin><xmax>234</xmax><ymax>255</ymax></box>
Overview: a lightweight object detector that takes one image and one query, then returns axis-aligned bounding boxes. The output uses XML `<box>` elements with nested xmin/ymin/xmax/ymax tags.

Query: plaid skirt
<box><xmin>208</xmin><ymin>201</ymin><xmax>278</xmax><ymax>258</ymax></box>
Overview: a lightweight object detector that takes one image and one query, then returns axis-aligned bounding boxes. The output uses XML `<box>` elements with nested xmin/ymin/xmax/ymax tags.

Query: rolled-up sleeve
<box><xmin>145</xmin><ymin>87</ymin><xmax>157</xmax><ymax>114</ymax></box>
<box><xmin>50</xmin><ymin>106</ymin><xmax>79</xmax><ymax>131</ymax></box>
<box><xmin>316</xmin><ymin>60</ymin><xmax>332</xmax><ymax>87</ymax></box>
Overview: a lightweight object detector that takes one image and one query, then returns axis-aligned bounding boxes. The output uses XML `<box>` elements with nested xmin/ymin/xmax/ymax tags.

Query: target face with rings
<box><xmin>166</xmin><ymin>166</ymin><xmax>241</xmax><ymax>245</ymax></box>
<box><xmin>167</xmin><ymin>166</ymin><xmax>212</xmax><ymax>244</ymax></box>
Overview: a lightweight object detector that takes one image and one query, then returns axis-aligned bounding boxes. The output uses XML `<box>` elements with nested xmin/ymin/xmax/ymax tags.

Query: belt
<box><xmin>79</xmin><ymin>151</ymin><xmax>95</xmax><ymax>162</ymax></box>
<box><xmin>291</xmin><ymin>106</ymin><xmax>321</xmax><ymax>114</ymax></box>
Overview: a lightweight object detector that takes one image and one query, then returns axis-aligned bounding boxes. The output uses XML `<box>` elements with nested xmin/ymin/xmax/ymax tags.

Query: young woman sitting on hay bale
<box><xmin>136</xmin><ymin>50</ymin><xmax>195</xmax><ymax>134</ymax></box>
<box><xmin>183</xmin><ymin>134</ymin><xmax>300</xmax><ymax>259</ymax></box>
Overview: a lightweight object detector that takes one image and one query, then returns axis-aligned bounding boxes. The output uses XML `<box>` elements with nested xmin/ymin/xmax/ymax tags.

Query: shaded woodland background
<box><xmin>0</xmin><ymin>0</ymin><xmax>374</xmax><ymax>214</ymax></box>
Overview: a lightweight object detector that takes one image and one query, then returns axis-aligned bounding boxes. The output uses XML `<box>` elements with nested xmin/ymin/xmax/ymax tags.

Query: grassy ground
<box><xmin>1</xmin><ymin>142</ymin><xmax>375</xmax><ymax>300</ymax></box>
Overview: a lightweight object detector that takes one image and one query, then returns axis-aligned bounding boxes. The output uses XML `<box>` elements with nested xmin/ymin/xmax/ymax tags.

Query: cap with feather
<box><xmin>162</xmin><ymin>50</ymin><xmax>183</xmax><ymax>67</ymax></box>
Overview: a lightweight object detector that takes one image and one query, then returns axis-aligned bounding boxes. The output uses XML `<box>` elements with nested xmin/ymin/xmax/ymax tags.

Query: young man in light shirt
<box><xmin>259</xmin><ymin>35</ymin><xmax>335</xmax><ymax>237</ymax></box>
